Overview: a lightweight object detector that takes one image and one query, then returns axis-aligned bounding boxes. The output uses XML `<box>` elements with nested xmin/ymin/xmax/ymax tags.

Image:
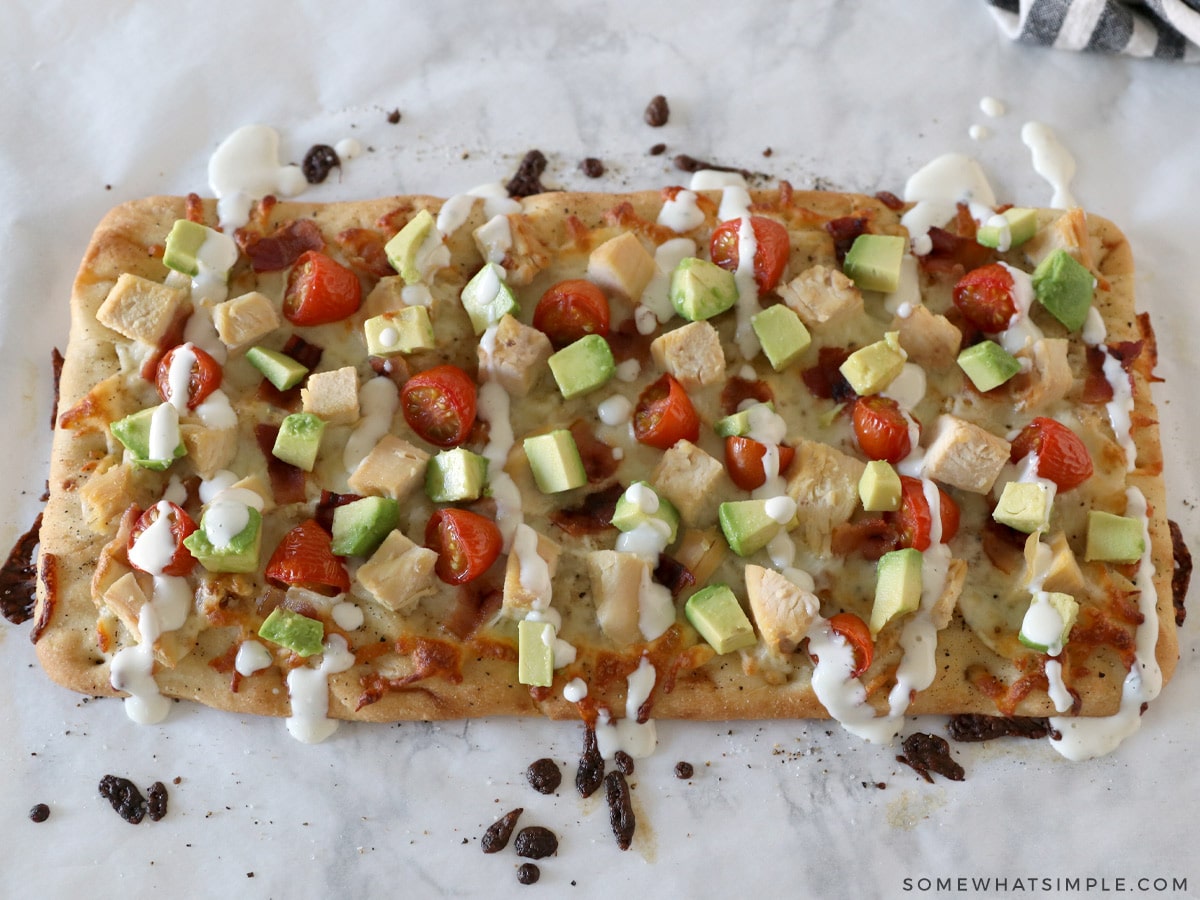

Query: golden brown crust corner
<box><xmin>35</xmin><ymin>193</ymin><xmax>1177</xmax><ymax>729</ymax></box>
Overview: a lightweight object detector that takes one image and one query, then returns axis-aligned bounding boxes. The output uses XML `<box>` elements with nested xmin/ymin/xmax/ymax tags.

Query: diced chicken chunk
<box><xmin>213</xmin><ymin>291</ymin><xmax>281</xmax><ymax>352</ymax></box>
<box><xmin>929</xmin><ymin>558</ymin><xmax>968</xmax><ymax>630</ymax></box>
<box><xmin>500</xmin><ymin>214</ymin><xmax>551</xmax><ymax>287</ymax></box>
<box><xmin>364</xmin><ymin>275</ymin><xmax>408</xmax><ymax>317</ymax></box>
<box><xmin>777</xmin><ymin>264</ymin><xmax>863</xmax><ymax>330</ymax></box>
<box><xmin>586</xmin><ymin>549</ymin><xmax>647</xmax><ymax>647</ymax></box>
<box><xmin>502</xmin><ymin>528</ymin><xmax>561</xmax><ymax>616</ymax></box>
<box><xmin>354</xmin><ymin>530</ymin><xmax>438</xmax><ymax>613</ymax></box>
<box><xmin>652</xmin><ymin>439</ymin><xmax>726</xmax><ymax>526</ymax></box>
<box><xmin>1023</xmin><ymin>531</ymin><xmax>1088</xmax><ymax>598</ymax></box>
<box><xmin>922</xmin><ymin>414</ymin><xmax>1011</xmax><ymax>494</ymax></box>
<box><xmin>96</xmin><ymin>274</ymin><xmax>188</xmax><ymax>345</ymax></box>
<box><xmin>301</xmin><ymin>366</ymin><xmax>360</xmax><ymax>425</ymax></box>
<box><xmin>347</xmin><ymin>434</ymin><xmax>430</xmax><ymax>499</ymax></box>
<box><xmin>103</xmin><ymin>570</ymin><xmax>201</xmax><ymax>666</ymax></box>
<box><xmin>1023</xmin><ymin>207</ymin><xmax>1095</xmax><ymax>272</ymax></box>
<box><xmin>180</xmin><ymin>423</ymin><xmax>237</xmax><ymax>479</ymax></box>
<box><xmin>472</xmin><ymin>214</ymin><xmax>512</xmax><ymax>266</ymax></box>
<box><xmin>744</xmin><ymin>564</ymin><xmax>819</xmax><ymax>656</ymax></box>
<box><xmin>786</xmin><ymin>439</ymin><xmax>866</xmax><ymax>554</ymax></box>
<box><xmin>1014</xmin><ymin>338</ymin><xmax>1073</xmax><ymax>412</ymax></box>
<box><xmin>80</xmin><ymin>461</ymin><xmax>136</xmax><ymax>533</ymax></box>
<box><xmin>478</xmin><ymin>313</ymin><xmax>553</xmax><ymax>397</ymax></box>
<box><xmin>587</xmin><ymin>232</ymin><xmax>655</xmax><ymax>302</ymax></box>
<box><xmin>891</xmin><ymin>304</ymin><xmax>962</xmax><ymax>370</ymax></box>
<box><xmin>650</xmin><ymin>321</ymin><xmax>726</xmax><ymax>390</ymax></box>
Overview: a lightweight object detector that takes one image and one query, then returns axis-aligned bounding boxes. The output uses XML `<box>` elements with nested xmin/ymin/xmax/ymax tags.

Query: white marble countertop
<box><xmin>3</xmin><ymin>2</ymin><xmax>1199</xmax><ymax>897</ymax></box>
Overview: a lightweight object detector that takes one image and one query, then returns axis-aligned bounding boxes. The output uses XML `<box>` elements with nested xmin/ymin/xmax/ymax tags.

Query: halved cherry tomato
<box><xmin>852</xmin><ymin>396</ymin><xmax>913</xmax><ymax>463</ymax></box>
<box><xmin>893</xmin><ymin>476</ymin><xmax>960</xmax><ymax>551</ymax></box>
<box><xmin>155</xmin><ymin>344</ymin><xmax>222</xmax><ymax>410</ymax></box>
<box><xmin>1010</xmin><ymin>417</ymin><xmax>1094</xmax><ymax>491</ymax></box>
<box><xmin>282</xmin><ymin>250</ymin><xmax>362</xmax><ymax>326</ymax></box>
<box><xmin>724</xmin><ymin>437</ymin><xmax>796</xmax><ymax>491</ymax></box>
<box><xmin>264</xmin><ymin>519</ymin><xmax>350</xmax><ymax>595</ymax></box>
<box><xmin>532</xmin><ymin>279</ymin><xmax>610</xmax><ymax>347</ymax></box>
<box><xmin>128</xmin><ymin>502</ymin><xmax>198</xmax><ymax>577</ymax></box>
<box><xmin>952</xmin><ymin>263</ymin><xmax>1016</xmax><ymax>333</ymax></box>
<box><xmin>633</xmin><ymin>374</ymin><xmax>700</xmax><ymax>450</ymax></box>
<box><xmin>709</xmin><ymin>216</ymin><xmax>790</xmax><ymax>293</ymax></box>
<box><xmin>425</xmin><ymin>508</ymin><xmax>503</xmax><ymax>585</ymax></box>
<box><xmin>401</xmin><ymin>364</ymin><xmax>478</xmax><ymax>448</ymax></box>
<box><xmin>828</xmin><ymin>612</ymin><xmax>874</xmax><ymax>678</ymax></box>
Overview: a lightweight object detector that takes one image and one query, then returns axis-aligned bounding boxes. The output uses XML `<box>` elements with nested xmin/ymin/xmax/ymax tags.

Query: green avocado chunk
<box><xmin>272</xmin><ymin>412</ymin><xmax>325</xmax><ymax>472</ymax></box>
<box><xmin>992</xmin><ymin>481</ymin><xmax>1052</xmax><ymax>534</ymax></box>
<box><xmin>859</xmin><ymin>461</ymin><xmax>901</xmax><ymax>512</ymax></box>
<box><xmin>517</xmin><ymin>619</ymin><xmax>556</xmax><ymax>687</ymax></box>
<box><xmin>1018</xmin><ymin>591</ymin><xmax>1079</xmax><ymax>654</ymax></box>
<box><xmin>685</xmin><ymin>584</ymin><xmax>756</xmax><ymax>655</ymax></box>
<box><xmin>669</xmin><ymin>257</ymin><xmax>738</xmax><ymax>321</ymax></box>
<box><xmin>548</xmin><ymin>334</ymin><xmax>615</xmax><ymax>399</ymax></box>
<box><xmin>330</xmin><ymin>496</ymin><xmax>401</xmax><ymax>558</ymax></box>
<box><xmin>957</xmin><ymin>340</ymin><xmax>1022</xmax><ymax>392</ymax></box>
<box><xmin>110</xmin><ymin>405</ymin><xmax>187</xmax><ymax>471</ymax></box>
<box><xmin>245</xmin><ymin>346</ymin><xmax>309</xmax><ymax>391</ymax></box>
<box><xmin>460</xmin><ymin>262</ymin><xmax>519</xmax><ymax>335</ymax></box>
<box><xmin>870</xmin><ymin>547</ymin><xmax>923</xmax><ymax>636</ymax></box>
<box><xmin>523</xmin><ymin>430</ymin><xmax>587</xmax><ymax>494</ymax></box>
<box><xmin>976</xmin><ymin>207</ymin><xmax>1038</xmax><ymax>251</ymax></box>
<box><xmin>385</xmin><ymin>208</ymin><xmax>437</xmax><ymax>285</ymax></box>
<box><xmin>364</xmin><ymin>307</ymin><xmax>436</xmax><ymax>356</ymax></box>
<box><xmin>718</xmin><ymin>499</ymin><xmax>785</xmax><ymax>558</ymax></box>
<box><xmin>1032</xmin><ymin>249</ymin><xmax>1094</xmax><ymax>331</ymax></box>
<box><xmin>162</xmin><ymin>219</ymin><xmax>211</xmax><ymax>278</ymax></box>
<box><xmin>1085</xmin><ymin>510</ymin><xmax>1145</xmax><ymax>563</ymax></box>
<box><xmin>714</xmin><ymin>402</ymin><xmax>776</xmax><ymax>438</ymax></box>
<box><xmin>611</xmin><ymin>482</ymin><xmax>680</xmax><ymax>544</ymax></box>
<box><xmin>425</xmin><ymin>447</ymin><xmax>489</xmax><ymax>503</ymax></box>
<box><xmin>842</xmin><ymin>234</ymin><xmax>906</xmax><ymax>292</ymax></box>
<box><xmin>182</xmin><ymin>505</ymin><xmax>263</xmax><ymax>574</ymax></box>
<box><xmin>258</xmin><ymin>607</ymin><xmax>325</xmax><ymax>658</ymax></box>
<box><xmin>751</xmin><ymin>304</ymin><xmax>811</xmax><ymax>371</ymax></box>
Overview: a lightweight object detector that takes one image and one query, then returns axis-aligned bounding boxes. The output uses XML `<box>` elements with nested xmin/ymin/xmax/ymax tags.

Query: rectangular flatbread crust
<box><xmin>34</xmin><ymin>187</ymin><xmax>1177</xmax><ymax>733</ymax></box>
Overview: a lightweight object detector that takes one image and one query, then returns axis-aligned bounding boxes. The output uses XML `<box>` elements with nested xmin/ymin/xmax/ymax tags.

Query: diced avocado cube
<box><xmin>1019</xmin><ymin>591</ymin><xmax>1079</xmax><ymax>654</ymax></box>
<box><xmin>517</xmin><ymin>619</ymin><xmax>555</xmax><ymax>687</ymax></box>
<box><xmin>364</xmin><ymin>307</ymin><xmax>436</xmax><ymax>356</ymax></box>
<box><xmin>330</xmin><ymin>496</ymin><xmax>401</xmax><ymax>557</ymax></box>
<box><xmin>1085</xmin><ymin>510</ymin><xmax>1145</xmax><ymax>563</ymax></box>
<box><xmin>258</xmin><ymin>607</ymin><xmax>325</xmax><ymax>658</ymax></box>
<box><xmin>385</xmin><ymin>208</ymin><xmax>437</xmax><ymax>285</ymax></box>
<box><xmin>685</xmin><ymin>583</ymin><xmax>756</xmax><ymax>655</ymax></box>
<box><xmin>272</xmin><ymin>412</ymin><xmax>325</xmax><ymax>472</ymax></box>
<box><xmin>548</xmin><ymin>334</ymin><xmax>615</xmax><ymax>399</ymax></box>
<box><xmin>611</xmin><ymin>482</ymin><xmax>681</xmax><ymax>544</ymax></box>
<box><xmin>460</xmin><ymin>262</ymin><xmax>519</xmax><ymax>335</ymax></box>
<box><xmin>718</xmin><ymin>499</ymin><xmax>783</xmax><ymax>558</ymax></box>
<box><xmin>992</xmin><ymin>481</ymin><xmax>1052</xmax><ymax>534</ymax></box>
<box><xmin>859</xmin><ymin>460</ymin><xmax>901</xmax><ymax>512</ymax></box>
<box><xmin>957</xmin><ymin>340</ymin><xmax>1022</xmax><ymax>392</ymax></box>
<box><xmin>669</xmin><ymin>257</ymin><xmax>738</xmax><ymax>321</ymax></box>
<box><xmin>246</xmin><ymin>346</ymin><xmax>309</xmax><ymax>391</ymax></box>
<box><xmin>110</xmin><ymin>405</ymin><xmax>186</xmax><ymax>471</ymax></box>
<box><xmin>976</xmin><ymin>208</ymin><xmax>1038</xmax><ymax>251</ymax></box>
<box><xmin>182</xmin><ymin>505</ymin><xmax>263</xmax><ymax>574</ymax></box>
<box><xmin>714</xmin><ymin>402</ymin><xmax>776</xmax><ymax>438</ymax></box>
<box><xmin>523</xmin><ymin>430</ymin><xmax>587</xmax><ymax>494</ymax></box>
<box><xmin>870</xmin><ymin>547</ymin><xmax>923</xmax><ymax>636</ymax></box>
<box><xmin>751</xmin><ymin>304</ymin><xmax>812</xmax><ymax>372</ymax></box>
<box><xmin>162</xmin><ymin>219</ymin><xmax>212</xmax><ymax>278</ymax></box>
<box><xmin>842</xmin><ymin>234</ymin><xmax>906</xmax><ymax>292</ymax></box>
<box><xmin>1032</xmin><ymin>249</ymin><xmax>1094</xmax><ymax>332</ymax></box>
<box><xmin>838</xmin><ymin>332</ymin><xmax>906</xmax><ymax>396</ymax></box>
<box><xmin>425</xmin><ymin>447</ymin><xmax>489</xmax><ymax>503</ymax></box>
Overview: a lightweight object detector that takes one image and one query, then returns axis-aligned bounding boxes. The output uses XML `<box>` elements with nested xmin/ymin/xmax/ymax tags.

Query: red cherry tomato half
<box><xmin>401</xmin><ymin>364</ymin><xmax>478</xmax><ymax>448</ymax></box>
<box><xmin>532</xmin><ymin>279</ymin><xmax>610</xmax><ymax>347</ymax></box>
<box><xmin>264</xmin><ymin>519</ymin><xmax>350</xmax><ymax>595</ymax></box>
<box><xmin>828</xmin><ymin>612</ymin><xmax>874</xmax><ymax>678</ymax></box>
<box><xmin>851</xmin><ymin>396</ymin><xmax>913</xmax><ymax>464</ymax></box>
<box><xmin>709</xmin><ymin>216</ymin><xmax>791</xmax><ymax>293</ymax></box>
<box><xmin>952</xmin><ymin>263</ymin><xmax>1017</xmax><ymax>333</ymax></box>
<box><xmin>1010</xmin><ymin>417</ymin><xmax>1094</xmax><ymax>491</ymax></box>
<box><xmin>893</xmin><ymin>476</ymin><xmax>960</xmax><ymax>551</ymax></box>
<box><xmin>155</xmin><ymin>344</ymin><xmax>222</xmax><ymax>410</ymax></box>
<box><xmin>425</xmin><ymin>508</ymin><xmax>503</xmax><ymax>585</ymax></box>
<box><xmin>282</xmin><ymin>250</ymin><xmax>363</xmax><ymax>326</ymax></box>
<box><xmin>724</xmin><ymin>437</ymin><xmax>797</xmax><ymax>491</ymax></box>
<box><xmin>633</xmin><ymin>374</ymin><xmax>700</xmax><ymax>450</ymax></box>
<box><xmin>128</xmin><ymin>502</ymin><xmax>198</xmax><ymax>577</ymax></box>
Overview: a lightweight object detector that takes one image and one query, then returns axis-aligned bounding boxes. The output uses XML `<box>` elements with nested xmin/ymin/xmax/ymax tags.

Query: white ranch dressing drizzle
<box><xmin>194</xmin><ymin>389</ymin><xmax>237</xmax><ymax>430</ymax></box>
<box><xmin>204</xmin><ymin>500</ymin><xmax>250</xmax><ymax>548</ymax></box>
<box><xmin>657</xmin><ymin>189</ymin><xmax>705</xmax><ymax>233</ymax></box>
<box><xmin>402</xmin><ymin>284</ymin><xmax>434</xmax><ymax>307</ymax></box>
<box><xmin>996</xmin><ymin>262</ymin><xmax>1044</xmax><ymax>354</ymax></box>
<box><xmin>980</xmin><ymin>96</ymin><xmax>1006</xmax><ymax>117</ymax></box>
<box><xmin>637</xmin><ymin>237</ymin><xmax>696</xmax><ymax>331</ymax></box>
<box><xmin>165</xmin><ymin>343</ymin><xmax>197</xmax><ymax>414</ymax></box>
<box><xmin>597</xmin><ymin>394</ymin><xmax>633</xmax><ymax>427</ymax></box>
<box><xmin>436</xmin><ymin>183</ymin><xmax>522</xmax><ymax>237</ymax></box>
<box><xmin>901</xmin><ymin>154</ymin><xmax>997</xmax><ymax>257</ymax></box>
<box><xmin>595</xmin><ymin>655</ymin><xmax>658</xmax><ymax>759</ymax></box>
<box><xmin>286</xmin><ymin>635</ymin><xmax>357</xmax><ymax>744</ymax></box>
<box><xmin>562</xmin><ymin>677</ymin><xmax>588</xmax><ymax>703</ymax></box>
<box><xmin>110</xmin><ymin>604</ymin><xmax>172</xmax><ymax>725</ymax></box>
<box><xmin>344</xmin><ymin>377</ymin><xmax>398</xmax><ymax>473</ymax></box>
<box><xmin>473</xmin><ymin>214</ymin><xmax>513</xmax><ymax>266</ymax></box>
<box><xmin>477</xmin><ymin>323</ymin><xmax>522</xmax><ymax>549</ymax></box>
<box><xmin>147</xmin><ymin>402</ymin><xmax>180</xmax><ymax>464</ymax></box>
<box><xmin>881</xmin><ymin>363</ymin><xmax>927</xmax><ymax>412</ymax></box>
<box><xmin>208</xmin><ymin>124</ymin><xmax>307</xmax><ymax>231</ymax></box>
<box><xmin>190</xmin><ymin>228</ymin><xmax>240</xmax><ymax>308</ymax></box>
<box><xmin>235</xmin><ymin>640</ymin><xmax>273</xmax><ymax>677</ymax></box>
<box><xmin>334</xmin><ymin>138</ymin><xmax>361</xmax><ymax>160</ymax></box>
<box><xmin>331</xmin><ymin>601</ymin><xmax>364</xmax><ymax>632</ymax></box>
<box><xmin>1044</xmin><ymin>660</ymin><xmax>1073</xmax><ymax>712</ymax></box>
<box><xmin>1021</xmin><ymin>121</ymin><xmax>1078</xmax><ymax>210</ymax></box>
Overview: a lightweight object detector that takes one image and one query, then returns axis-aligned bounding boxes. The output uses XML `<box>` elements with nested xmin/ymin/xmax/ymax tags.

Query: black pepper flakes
<box><xmin>644</xmin><ymin>95</ymin><xmax>669</xmax><ymax>127</ymax></box>
<box><xmin>301</xmin><ymin>144</ymin><xmax>340</xmax><ymax>185</ymax></box>
<box><xmin>580</xmin><ymin>157</ymin><xmax>605</xmax><ymax>178</ymax></box>
<box><xmin>99</xmin><ymin>775</ymin><xmax>147</xmax><ymax>824</ymax></box>
<box><xmin>613</xmin><ymin>751</ymin><xmax>634</xmax><ymax>776</ymax></box>
<box><xmin>673</xmin><ymin>761</ymin><xmax>694</xmax><ymax>779</ymax></box>
<box><xmin>514</xmin><ymin>826</ymin><xmax>558</xmax><ymax>860</ymax></box>
<box><xmin>517</xmin><ymin>863</ymin><xmax>540</xmax><ymax>885</ymax></box>
<box><xmin>526</xmin><ymin>758</ymin><xmax>562</xmax><ymax>795</ymax></box>
<box><xmin>481</xmin><ymin>807</ymin><xmax>523</xmax><ymax>854</ymax></box>
<box><xmin>29</xmin><ymin>804</ymin><xmax>49</xmax><ymax>823</ymax></box>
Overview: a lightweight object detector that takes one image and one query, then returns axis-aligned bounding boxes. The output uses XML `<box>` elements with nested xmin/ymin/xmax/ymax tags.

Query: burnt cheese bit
<box><xmin>526</xmin><ymin>758</ymin><xmax>562</xmax><ymax>795</ymax></box>
<box><xmin>513</xmin><ymin>826</ymin><xmax>558</xmax><ymax>860</ymax></box>
<box><xmin>613</xmin><ymin>751</ymin><xmax>634</xmax><ymax>776</ymax></box>
<box><xmin>481</xmin><ymin>807</ymin><xmax>523</xmax><ymax>854</ymax></box>
<box><xmin>946</xmin><ymin>715</ymin><xmax>1054</xmax><ymax>743</ymax></box>
<box><xmin>0</xmin><ymin>511</ymin><xmax>42</xmax><ymax>625</ymax></box>
<box><xmin>575</xmin><ymin>726</ymin><xmax>605</xmax><ymax>798</ymax></box>
<box><xmin>580</xmin><ymin>157</ymin><xmax>605</xmax><ymax>178</ymax></box>
<box><xmin>302</xmin><ymin>144</ymin><xmax>340</xmax><ymax>185</ymax></box>
<box><xmin>644</xmin><ymin>94</ymin><xmax>669</xmax><ymax>127</ymax></box>
<box><xmin>505</xmin><ymin>150</ymin><xmax>550</xmax><ymax>198</ymax></box>
<box><xmin>29</xmin><ymin>804</ymin><xmax>50</xmax><ymax>823</ymax></box>
<box><xmin>98</xmin><ymin>775</ymin><xmax>148</xmax><ymax>824</ymax></box>
<box><xmin>147</xmin><ymin>781</ymin><xmax>169</xmax><ymax>821</ymax></box>
<box><xmin>673</xmin><ymin>761</ymin><xmax>694</xmax><ymax>780</ymax></box>
<box><xmin>516</xmin><ymin>863</ymin><xmax>540</xmax><ymax>885</ymax></box>
<box><xmin>896</xmin><ymin>733</ymin><xmax>965</xmax><ymax>783</ymax></box>
<box><xmin>604</xmin><ymin>771</ymin><xmax>635</xmax><ymax>851</ymax></box>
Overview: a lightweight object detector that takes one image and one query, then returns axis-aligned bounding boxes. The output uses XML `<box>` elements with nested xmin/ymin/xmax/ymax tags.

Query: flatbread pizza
<box><xmin>33</xmin><ymin>175</ymin><xmax>1177</xmax><ymax>756</ymax></box>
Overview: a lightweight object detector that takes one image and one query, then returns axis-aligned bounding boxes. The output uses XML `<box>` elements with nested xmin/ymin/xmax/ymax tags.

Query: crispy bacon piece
<box><xmin>314</xmin><ymin>490</ymin><xmax>362</xmax><ymax>534</ymax></box>
<box><xmin>337</xmin><ymin>228</ymin><xmax>394</xmax><ymax>278</ymax></box>
<box><xmin>919</xmin><ymin>225</ymin><xmax>995</xmax><ymax>279</ymax></box>
<box><xmin>208</xmin><ymin>642</ymin><xmax>244</xmax><ymax>693</ymax></box>
<box><xmin>801</xmin><ymin>347</ymin><xmax>855</xmax><ymax>403</ymax></box>
<box><xmin>238</xmin><ymin>219</ymin><xmax>326</xmax><ymax>273</ymax></box>
<box><xmin>569</xmin><ymin>420</ymin><xmax>619</xmax><ymax>484</ymax></box>
<box><xmin>981</xmin><ymin>519</ymin><xmax>1027</xmax><ymax>574</ymax></box>
<box><xmin>874</xmin><ymin>190</ymin><xmax>905</xmax><ymax>211</ymax></box>
<box><xmin>355</xmin><ymin>635</ymin><xmax>464</xmax><ymax>710</ymax></box>
<box><xmin>444</xmin><ymin>581</ymin><xmax>504</xmax><ymax>642</ymax></box>
<box><xmin>185</xmin><ymin>192</ymin><xmax>205</xmax><ymax>224</ymax></box>
<box><xmin>831</xmin><ymin>517</ymin><xmax>900</xmax><ymax>560</ymax></box>
<box><xmin>720</xmin><ymin>375</ymin><xmax>773</xmax><ymax>416</ymax></box>
<box><xmin>549</xmin><ymin>483</ymin><xmax>623</xmax><ymax>537</ymax></box>
<box><xmin>258</xmin><ymin>335</ymin><xmax>323</xmax><ymax>409</ymax></box>
<box><xmin>824</xmin><ymin>216</ymin><xmax>870</xmax><ymax>262</ymax></box>
<box><xmin>654</xmin><ymin>554</ymin><xmax>696</xmax><ymax>598</ymax></box>
<box><xmin>1082</xmin><ymin>345</ymin><xmax>1116</xmax><ymax>403</ymax></box>
<box><xmin>254</xmin><ymin>424</ymin><xmax>307</xmax><ymax>505</ymax></box>
<box><xmin>606</xmin><ymin>319</ymin><xmax>654</xmax><ymax>367</ymax></box>
<box><xmin>603</xmin><ymin>201</ymin><xmax>677</xmax><ymax>245</ymax></box>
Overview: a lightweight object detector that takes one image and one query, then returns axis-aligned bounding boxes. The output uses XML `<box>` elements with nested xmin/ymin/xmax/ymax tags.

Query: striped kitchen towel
<box><xmin>987</xmin><ymin>0</ymin><xmax>1200</xmax><ymax>59</ymax></box>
